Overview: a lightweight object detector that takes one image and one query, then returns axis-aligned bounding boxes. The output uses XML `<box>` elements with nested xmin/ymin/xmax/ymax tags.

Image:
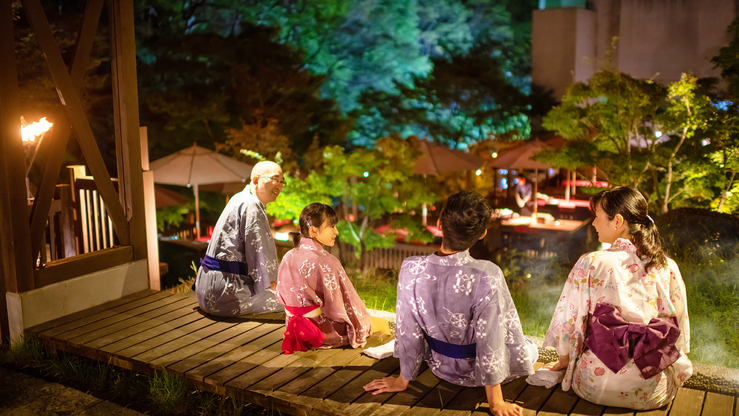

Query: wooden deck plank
<box><xmin>399</xmin><ymin>380</ymin><xmax>465</xmax><ymax>416</ymax></box>
<box><xmin>538</xmin><ymin>388</ymin><xmax>580</xmax><ymax>416</ymax></box>
<box><xmin>143</xmin><ymin>319</ymin><xmax>243</xmax><ymax>369</ymax></box>
<box><xmin>281</xmin><ymin>353</ymin><xmax>379</xmax><ymax>412</ymax></box>
<box><xmin>248</xmin><ymin>348</ymin><xmax>344</xmax><ymax>394</ymax></box>
<box><xmin>355</xmin><ymin>367</ymin><xmax>438</xmax><ymax>416</ymax></box>
<box><xmin>502</xmin><ymin>376</ymin><xmax>530</xmax><ymax>404</ymax></box>
<box><xmin>113</xmin><ymin>317</ymin><xmax>216</xmax><ymax>362</ymax></box>
<box><xmin>64</xmin><ymin>295</ymin><xmax>194</xmax><ymax>345</ymax></box>
<box><xmin>171</xmin><ymin>321</ymin><xmax>277</xmax><ymax>378</ymax></box>
<box><xmin>601</xmin><ymin>407</ymin><xmax>634</xmax><ymax>415</ymax></box>
<box><xmin>637</xmin><ymin>401</ymin><xmax>672</xmax><ymax>416</ymax></box>
<box><xmin>275</xmin><ymin>347</ymin><xmax>371</xmax><ymax>397</ymax></box>
<box><xmin>700</xmin><ymin>392</ymin><xmax>734</xmax><ymax>416</ymax></box>
<box><xmin>185</xmin><ymin>322</ymin><xmax>285</xmax><ymax>382</ymax></box>
<box><xmin>201</xmin><ymin>326</ymin><xmax>286</xmax><ymax>389</ymax></box>
<box><xmin>25</xmin><ymin>290</ymin><xmax>158</xmax><ymax>335</ymax></box>
<box><xmin>340</xmin><ymin>365</ymin><xmax>404</xmax><ymax>416</ymax></box>
<box><xmin>73</xmin><ymin>298</ymin><xmax>197</xmax><ymax>359</ymax></box>
<box><xmin>569</xmin><ymin>397</ymin><xmax>605</xmax><ymax>416</ymax></box>
<box><xmin>159</xmin><ymin>320</ymin><xmax>261</xmax><ymax>373</ymax></box>
<box><xmin>225</xmin><ymin>345</ymin><xmax>323</xmax><ymax>391</ymax></box>
<box><xmin>668</xmin><ymin>388</ymin><xmax>705</xmax><ymax>416</ymax></box>
<box><xmin>84</xmin><ymin>303</ymin><xmax>199</xmax><ymax>354</ymax></box>
<box><xmin>314</xmin><ymin>356</ymin><xmax>401</xmax><ymax>415</ymax></box>
<box><xmin>37</xmin><ymin>290</ymin><xmax>173</xmax><ymax>338</ymax></box>
<box><xmin>438</xmin><ymin>386</ymin><xmax>487</xmax><ymax>415</ymax></box>
<box><xmin>98</xmin><ymin>311</ymin><xmax>203</xmax><ymax>357</ymax></box>
<box><xmin>515</xmin><ymin>383</ymin><xmax>557</xmax><ymax>416</ymax></box>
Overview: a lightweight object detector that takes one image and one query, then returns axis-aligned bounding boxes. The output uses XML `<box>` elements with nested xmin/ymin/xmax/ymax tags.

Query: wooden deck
<box><xmin>26</xmin><ymin>290</ymin><xmax>737</xmax><ymax>416</ymax></box>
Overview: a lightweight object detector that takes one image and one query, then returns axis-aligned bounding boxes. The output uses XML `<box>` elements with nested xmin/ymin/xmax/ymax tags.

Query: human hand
<box><xmin>490</xmin><ymin>400</ymin><xmax>522</xmax><ymax>416</ymax></box>
<box><xmin>541</xmin><ymin>360</ymin><xmax>567</xmax><ymax>371</ymax></box>
<box><xmin>363</xmin><ymin>376</ymin><xmax>409</xmax><ymax>395</ymax></box>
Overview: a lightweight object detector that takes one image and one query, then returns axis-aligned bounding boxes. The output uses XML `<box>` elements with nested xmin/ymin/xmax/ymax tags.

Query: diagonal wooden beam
<box><xmin>28</xmin><ymin>0</ymin><xmax>106</xmax><ymax>263</ymax></box>
<box><xmin>20</xmin><ymin>0</ymin><xmax>130</xmax><ymax>245</ymax></box>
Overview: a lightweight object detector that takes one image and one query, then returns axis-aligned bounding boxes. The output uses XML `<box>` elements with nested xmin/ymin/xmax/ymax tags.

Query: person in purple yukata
<box><xmin>364</xmin><ymin>190</ymin><xmax>537</xmax><ymax>416</ymax></box>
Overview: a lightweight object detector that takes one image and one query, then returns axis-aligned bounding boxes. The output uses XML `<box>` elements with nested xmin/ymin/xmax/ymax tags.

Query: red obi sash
<box><xmin>281</xmin><ymin>305</ymin><xmax>325</xmax><ymax>354</ymax></box>
<box><xmin>584</xmin><ymin>303</ymin><xmax>681</xmax><ymax>379</ymax></box>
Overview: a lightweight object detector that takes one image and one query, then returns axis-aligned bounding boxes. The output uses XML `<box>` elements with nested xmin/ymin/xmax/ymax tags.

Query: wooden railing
<box><xmin>72</xmin><ymin>176</ymin><xmax>119</xmax><ymax>254</ymax></box>
<box><xmin>337</xmin><ymin>241</ymin><xmax>437</xmax><ymax>270</ymax></box>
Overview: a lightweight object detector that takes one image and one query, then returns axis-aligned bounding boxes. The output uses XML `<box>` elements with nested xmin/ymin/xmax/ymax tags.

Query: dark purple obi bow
<box><xmin>584</xmin><ymin>303</ymin><xmax>681</xmax><ymax>379</ymax></box>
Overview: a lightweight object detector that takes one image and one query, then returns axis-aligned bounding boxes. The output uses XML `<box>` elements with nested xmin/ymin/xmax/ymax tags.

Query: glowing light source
<box><xmin>702</xmin><ymin>139</ymin><xmax>711</xmax><ymax>146</ymax></box>
<box><xmin>363</xmin><ymin>171</ymin><xmax>369</xmax><ymax>177</ymax></box>
<box><xmin>491</xmin><ymin>152</ymin><xmax>498</xmax><ymax>158</ymax></box>
<box><xmin>275</xmin><ymin>232</ymin><xmax>290</xmax><ymax>241</ymax></box>
<box><xmin>654</xmin><ymin>131</ymin><xmax>662</xmax><ymax>138</ymax></box>
<box><xmin>21</xmin><ymin>117</ymin><xmax>53</xmax><ymax>142</ymax></box>
<box><xmin>475</xmin><ymin>169</ymin><xmax>482</xmax><ymax>176</ymax></box>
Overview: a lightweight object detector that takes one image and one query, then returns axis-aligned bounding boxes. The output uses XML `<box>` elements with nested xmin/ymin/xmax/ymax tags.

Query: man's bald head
<box><xmin>251</xmin><ymin>161</ymin><xmax>282</xmax><ymax>179</ymax></box>
<box><xmin>250</xmin><ymin>161</ymin><xmax>284</xmax><ymax>205</ymax></box>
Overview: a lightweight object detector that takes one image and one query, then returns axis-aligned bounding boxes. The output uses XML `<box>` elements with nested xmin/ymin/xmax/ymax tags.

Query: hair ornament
<box><xmin>646</xmin><ymin>214</ymin><xmax>654</xmax><ymax>224</ymax></box>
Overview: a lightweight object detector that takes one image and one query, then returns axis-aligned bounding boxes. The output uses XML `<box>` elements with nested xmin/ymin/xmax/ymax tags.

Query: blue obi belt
<box><xmin>200</xmin><ymin>255</ymin><xmax>249</xmax><ymax>276</ymax></box>
<box><xmin>425</xmin><ymin>333</ymin><xmax>476</xmax><ymax>359</ymax></box>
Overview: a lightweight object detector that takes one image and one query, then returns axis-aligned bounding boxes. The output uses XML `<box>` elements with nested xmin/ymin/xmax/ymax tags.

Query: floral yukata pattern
<box><xmin>276</xmin><ymin>238</ymin><xmax>371</xmax><ymax>348</ymax></box>
<box><xmin>395</xmin><ymin>251</ymin><xmax>537</xmax><ymax>387</ymax></box>
<box><xmin>543</xmin><ymin>238</ymin><xmax>692</xmax><ymax>409</ymax></box>
<box><xmin>195</xmin><ymin>186</ymin><xmax>282</xmax><ymax>317</ymax></box>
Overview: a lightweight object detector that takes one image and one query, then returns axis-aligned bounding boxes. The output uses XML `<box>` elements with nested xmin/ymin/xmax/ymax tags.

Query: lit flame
<box><xmin>21</xmin><ymin>117</ymin><xmax>53</xmax><ymax>142</ymax></box>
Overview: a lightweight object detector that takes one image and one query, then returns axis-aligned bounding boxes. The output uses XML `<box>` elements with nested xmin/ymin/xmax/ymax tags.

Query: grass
<box><xmin>0</xmin><ymin>338</ymin><xmax>275</xmax><ymax>416</ymax></box>
<box><xmin>350</xmin><ymin>249</ymin><xmax>739</xmax><ymax>370</ymax></box>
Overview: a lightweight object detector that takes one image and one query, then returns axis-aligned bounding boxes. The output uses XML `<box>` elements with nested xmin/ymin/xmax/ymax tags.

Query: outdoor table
<box><xmin>500</xmin><ymin>217</ymin><xmax>591</xmax><ymax>257</ymax></box>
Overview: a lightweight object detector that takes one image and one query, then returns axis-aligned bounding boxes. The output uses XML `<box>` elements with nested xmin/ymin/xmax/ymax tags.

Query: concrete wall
<box><xmin>532</xmin><ymin>7</ymin><xmax>597</xmax><ymax>100</ymax></box>
<box><xmin>6</xmin><ymin>260</ymin><xmax>149</xmax><ymax>343</ymax></box>
<box><xmin>533</xmin><ymin>0</ymin><xmax>739</xmax><ymax>100</ymax></box>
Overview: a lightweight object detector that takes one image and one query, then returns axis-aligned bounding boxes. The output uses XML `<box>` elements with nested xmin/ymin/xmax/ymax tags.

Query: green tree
<box><xmin>267</xmin><ymin>136</ymin><xmax>436</xmax><ymax>268</ymax></box>
<box><xmin>542</xmin><ymin>70</ymin><xmax>667</xmax><ymax>189</ymax></box>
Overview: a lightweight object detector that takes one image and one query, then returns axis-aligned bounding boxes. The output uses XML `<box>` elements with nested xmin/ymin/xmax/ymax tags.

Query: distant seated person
<box><xmin>514</xmin><ymin>173</ymin><xmax>534</xmax><ymax>216</ymax></box>
<box><xmin>276</xmin><ymin>203</ymin><xmax>389</xmax><ymax>354</ymax></box>
<box><xmin>195</xmin><ymin>161</ymin><xmax>285</xmax><ymax>317</ymax></box>
<box><xmin>364</xmin><ymin>191</ymin><xmax>537</xmax><ymax>416</ymax></box>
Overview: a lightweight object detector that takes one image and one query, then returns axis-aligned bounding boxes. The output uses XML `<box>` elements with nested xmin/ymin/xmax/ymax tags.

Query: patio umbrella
<box><xmin>413</xmin><ymin>139</ymin><xmax>485</xmax><ymax>175</ymax></box>
<box><xmin>488</xmin><ymin>139</ymin><xmax>554</xmax><ymax>220</ymax></box>
<box><xmin>411</xmin><ymin>138</ymin><xmax>485</xmax><ymax>225</ymax></box>
<box><xmin>154</xmin><ymin>185</ymin><xmax>189</xmax><ymax>209</ymax></box>
<box><xmin>150</xmin><ymin>143</ymin><xmax>253</xmax><ymax>237</ymax></box>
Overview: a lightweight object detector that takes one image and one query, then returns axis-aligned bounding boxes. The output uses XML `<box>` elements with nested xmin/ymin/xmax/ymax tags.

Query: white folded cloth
<box><xmin>363</xmin><ymin>339</ymin><xmax>395</xmax><ymax>359</ymax></box>
<box><xmin>526</xmin><ymin>368</ymin><xmax>565</xmax><ymax>389</ymax></box>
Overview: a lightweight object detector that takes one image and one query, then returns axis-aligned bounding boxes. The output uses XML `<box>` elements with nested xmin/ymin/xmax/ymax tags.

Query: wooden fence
<box><xmin>336</xmin><ymin>241</ymin><xmax>437</xmax><ymax>270</ymax></box>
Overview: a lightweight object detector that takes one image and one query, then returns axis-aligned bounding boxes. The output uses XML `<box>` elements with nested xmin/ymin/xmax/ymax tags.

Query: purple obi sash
<box><xmin>200</xmin><ymin>255</ymin><xmax>254</xmax><ymax>295</ymax></box>
<box><xmin>584</xmin><ymin>303</ymin><xmax>681</xmax><ymax>379</ymax></box>
<box><xmin>425</xmin><ymin>334</ymin><xmax>476</xmax><ymax>359</ymax></box>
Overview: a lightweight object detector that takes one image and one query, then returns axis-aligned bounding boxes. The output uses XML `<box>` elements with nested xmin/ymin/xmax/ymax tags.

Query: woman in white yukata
<box><xmin>276</xmin><ymin>203</ymin><xmax>377</xmax><ymax>354</ymax></box>
<box><xmin>542</xmin><ymin>186</ymin><xmax>692</xmax><ymax>410</ymax></box>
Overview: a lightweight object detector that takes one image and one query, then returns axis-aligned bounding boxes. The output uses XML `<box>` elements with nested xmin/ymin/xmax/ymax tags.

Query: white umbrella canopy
<box><xmin>150</xmin><ymin>144</ymin><xmax>254</xmax><ymax>237</ymax></box>
<box><xmin>413</xmin><ymin>139</ymin><xmax>485</xmax><ymax>175</ymax></box>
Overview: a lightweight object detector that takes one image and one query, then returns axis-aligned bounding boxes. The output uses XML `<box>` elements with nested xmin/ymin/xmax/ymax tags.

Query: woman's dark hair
<box><xmin>291</xmin><ymin>203</ymin><xmax>338</xmax><ymax>246</ymax></box>
<box><xmin>590</xmin><ymin>186</ymin><xmax>667</xmax><ymax>270</ymax></box>
<box><xmin>440</xmin><ymin>190</ymin><xmax>491</xmax><ymax>251</ymax></box>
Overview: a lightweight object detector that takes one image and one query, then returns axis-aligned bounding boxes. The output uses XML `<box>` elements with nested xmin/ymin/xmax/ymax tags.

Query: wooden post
<box><xmin>141</xmin><ymin>127</ymin><xmax>161</xmax><ymax>290</ymax></box>
<box><xmin>109</xmin><ymin>0</ymin><xmax>147</xmax><ymax>260</ymax></box>
<box><xmin>0</xmin><ymin>0</ymin><xmax>35</xmax><ymax>343</ymax></box>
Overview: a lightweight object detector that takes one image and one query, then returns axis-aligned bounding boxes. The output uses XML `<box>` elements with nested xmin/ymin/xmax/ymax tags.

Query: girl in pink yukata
<box><xmin>542</xmin><ymin>186</ymin><xmax>692</xmax><ymax>410</ymax></box>
<box><xmin>276</xmin><ymin>203</ymin><xmax>373</xmax><ymax>353</ymax></box>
